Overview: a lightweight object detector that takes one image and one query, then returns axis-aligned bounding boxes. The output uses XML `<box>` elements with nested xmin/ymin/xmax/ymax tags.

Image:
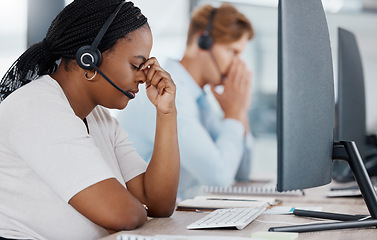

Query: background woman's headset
<box><xmin>197</xmin><ymin>8</ymin><xmax>226</xmax><ymax>82</ymax></box>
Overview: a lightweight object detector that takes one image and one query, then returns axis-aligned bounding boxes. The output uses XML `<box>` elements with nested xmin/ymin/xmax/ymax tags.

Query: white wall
<box><xmin>131</xmin><ymin>0</ymin><xmax>190</xmax><ymax>65</ymax></box>
<box><xmin>0</xmin><ymin>1</ymin><xmax>27</xmax><ymax>78</ymax></box>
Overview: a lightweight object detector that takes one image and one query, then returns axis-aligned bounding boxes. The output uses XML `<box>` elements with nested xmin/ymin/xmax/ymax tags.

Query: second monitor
<box><xmin>271</xmin><ymin>0</ymin><xmax>377</xmax><ymax>233</ymax></box>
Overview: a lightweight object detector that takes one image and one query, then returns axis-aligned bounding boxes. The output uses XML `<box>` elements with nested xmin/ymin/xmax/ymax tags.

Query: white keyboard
<box><xmin>187</xmin><ymin>207</ymin><xmax>265</xmax><ymax>230</ymax></box>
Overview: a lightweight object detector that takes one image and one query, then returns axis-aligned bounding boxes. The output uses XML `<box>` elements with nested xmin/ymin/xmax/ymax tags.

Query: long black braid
<box><xmin>0</xmin><ymin>0</ymin><xmax>148</xmax><ymax>102</ymax></box>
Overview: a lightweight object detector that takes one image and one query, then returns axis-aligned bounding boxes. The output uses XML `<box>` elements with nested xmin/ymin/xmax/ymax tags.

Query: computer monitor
<box><xmin>336</xmin><ymin>28</ymin><xmax>366</xmax><ymax>153</ymax></box>
<box><xmin>276</xmin><ymin>0</ymin><xmax>334</xmax><ymax>192</ymax></box>
<box><xmin>333</xmin><ymin>27</ymin><xmax>377</xmax><ymax>182</ymax></box>
<box><xmin>271</xmin><ymin>0</ymin><xmax>377</xmax><ymax>232</ymax></box>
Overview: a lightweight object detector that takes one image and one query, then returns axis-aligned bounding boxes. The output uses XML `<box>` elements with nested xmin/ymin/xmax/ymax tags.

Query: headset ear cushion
<box><xmin>198</xmin><ymin>34</ymin><xmax>213</xmax><ymax>50</ymax></box>
<box><xmin>75</xmin><ymin>45</ymin><xmax>102</xmax><ymax>70</ymax></box>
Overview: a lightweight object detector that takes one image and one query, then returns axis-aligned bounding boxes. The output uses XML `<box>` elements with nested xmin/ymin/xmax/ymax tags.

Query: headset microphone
<box><xmin>75</xmin><ymin>1</ymin><xmax>134</xmax><ymax>99</ymax></box>
<box><xmin>209</xmin><ymin>50</ymin><xmax>227</xmax><ymax>82</ymax></box>
<box><xmin>83</xmin><ymin>57</ymin><xmax>135</xmax><ymax>99</ymax></box>
<box><xmin>198</xmin><ymin>8</ymin><xmax>226</xmax><ymax>82</ymax></box>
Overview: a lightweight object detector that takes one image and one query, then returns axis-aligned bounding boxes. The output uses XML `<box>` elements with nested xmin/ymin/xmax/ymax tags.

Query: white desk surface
<box><xmin>99</xmin><ymin>182</ymin><xmax>376</xmax><ymax>240</ymax></box>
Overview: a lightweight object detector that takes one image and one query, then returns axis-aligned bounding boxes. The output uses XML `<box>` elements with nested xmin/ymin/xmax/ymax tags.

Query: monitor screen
<box><xmin>277</xmin><ymin>0</ymin><xmax>334</xmax><ymax>191</ymax></box>
<box><xmin>336</xmin><ymin>27</ymin><xmax>366</xmax><ymax>153</ymax></box>
<box><xmin>333</xmin><ymin>27</ymin><xmax>367</xmax><ymax>182</ymax></box>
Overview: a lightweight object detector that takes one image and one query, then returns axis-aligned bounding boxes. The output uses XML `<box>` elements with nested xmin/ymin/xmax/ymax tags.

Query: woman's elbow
<box><xmin>106</xmin><ymin>210</ymin><xmax>147</xmax><ymax>231</ymax></box>
<box><xmin>160</xmin><ymin>205</ymin><xmax>176</xmax><ymax>217</ymax></box>
<box><xmin>147</xmin><ymin>203</ymin><xmax>176</xmax><ymax>218</ymax></box>
<box><xmin>120</xmin><ymin>216</ymin><xmax>146</xmax><ymax>230</ymax></box>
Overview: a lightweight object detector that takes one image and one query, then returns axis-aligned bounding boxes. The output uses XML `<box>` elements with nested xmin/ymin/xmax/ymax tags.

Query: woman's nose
<box><xmin>136</xmin><ymin>70</ymin><xmax>146</xmax><ymax>84</ymax></box>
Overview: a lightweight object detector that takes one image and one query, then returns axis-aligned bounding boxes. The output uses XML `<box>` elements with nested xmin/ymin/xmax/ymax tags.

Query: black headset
<box><xmin>75</xmin><ymin>1</ymin><xmax>134</xmax><ymax>99</ymax></box>
<box><xmin>198</xmin><ymin>8</ymin><xmax>217</xmax><ymax>50</ymax></box>
<box><xmin>197</xmin><ymin>8</ymin><xmax>226</xmax><ymax>82</ymax></box>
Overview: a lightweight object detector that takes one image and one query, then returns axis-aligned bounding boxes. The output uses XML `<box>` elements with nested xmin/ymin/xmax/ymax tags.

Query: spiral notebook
<box><xmin>201</xmin><ymin>185</ymin><xmax>305</xmax><ymax>196</ymax></box>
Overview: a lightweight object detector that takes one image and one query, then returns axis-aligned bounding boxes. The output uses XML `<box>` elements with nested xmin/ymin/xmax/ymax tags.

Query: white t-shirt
<box><xmin>0</xmin><ymin>75</ymin><xmax>148</xmax><ymax>240</ymax></box>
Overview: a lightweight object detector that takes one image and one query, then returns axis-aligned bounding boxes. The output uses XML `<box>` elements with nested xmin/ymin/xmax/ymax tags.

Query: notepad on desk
<box><xmin>176</xmin><ymin>195</ymin><xmax>280</xmax><ymax>211</ymax></box>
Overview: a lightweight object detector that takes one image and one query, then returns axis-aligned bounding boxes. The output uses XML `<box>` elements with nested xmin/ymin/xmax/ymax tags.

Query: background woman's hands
<box><xmin>211</xmin><ymin>57</ymin><xmax>252</xmax><ymax>132</ymax></box>
<box><xmin>140</xmin><ymin>57</ymin><xmax>176</xmax><ymax>114</ymax></box>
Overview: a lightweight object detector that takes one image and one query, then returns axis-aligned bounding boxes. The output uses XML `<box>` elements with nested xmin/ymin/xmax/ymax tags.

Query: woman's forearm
<box><xmin>143</xmin><ymin>110</ymin><xmax>180</xmax><ymax>216</ymax></box>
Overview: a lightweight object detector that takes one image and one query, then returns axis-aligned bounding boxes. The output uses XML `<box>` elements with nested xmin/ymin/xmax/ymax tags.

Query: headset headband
<box><xmin>205</xmin><ymin>8</ymin><xmax>217</xmax><ymax>36</ymax></box>
<box><xmin>90</xmin><ymin>1</ymin><xmax>127</xmax><ymax>51</ymax></box>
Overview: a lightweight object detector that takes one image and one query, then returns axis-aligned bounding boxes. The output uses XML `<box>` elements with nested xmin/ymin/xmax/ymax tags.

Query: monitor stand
<box><xmin>269</xmin><ymin>141</ymin><xmax>377</xmax><ymax>232</ymax></box>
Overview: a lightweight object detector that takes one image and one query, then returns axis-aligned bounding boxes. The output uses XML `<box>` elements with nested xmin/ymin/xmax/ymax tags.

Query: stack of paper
<box><xmin>176</xmin><ymin>195</ymin><xmax>280</xmax><ymax>211</ymax></box>
<box><xmin>117</xmin><ymin>235</ymin><xmax>251</xmax><ymax>240</ymax></box>
<box><xmin>117</xmin><ymin>233</ymin><xmax>298</xmax><ymax>240</ymax></box>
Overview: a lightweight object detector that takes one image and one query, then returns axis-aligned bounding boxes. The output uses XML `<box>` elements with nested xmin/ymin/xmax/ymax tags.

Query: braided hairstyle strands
<box><xmin>0</xmin><ymin>0</ymin><xmax>148</xmax><ymax>102</ymax></box>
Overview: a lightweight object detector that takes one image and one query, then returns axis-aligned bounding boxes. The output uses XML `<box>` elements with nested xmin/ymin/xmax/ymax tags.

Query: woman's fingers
<box><xmin>142</xmin><ymin>58</ymin><xmax>174</xmax><ymax>96</ymax></box>
<box><xmin>140</xmin><ymin>57</ymin><xmax>160</xmax><ymax>69</ymax></box>
<box><xmin>151</xmin><ymin>72</ymin><xmax>175</xmax><ymax>95</ymax></box>
<box><xmin>146</xmin><ymin>65</ymin><xmax>167</xmax><ymax>85</ymax></box>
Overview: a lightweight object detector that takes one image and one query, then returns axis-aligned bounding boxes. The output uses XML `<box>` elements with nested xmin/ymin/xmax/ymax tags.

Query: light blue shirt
<box><xmin>117</xmin><ymin>58</ymin><xmax>252</xmax><ymax>199</ymax></box>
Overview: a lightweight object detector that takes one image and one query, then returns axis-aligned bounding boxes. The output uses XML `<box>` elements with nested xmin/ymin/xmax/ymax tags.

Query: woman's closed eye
<box><xmin>131</xmin><ymin>64</ymin><xmax>140</xmax><ymax>70</ymax></box>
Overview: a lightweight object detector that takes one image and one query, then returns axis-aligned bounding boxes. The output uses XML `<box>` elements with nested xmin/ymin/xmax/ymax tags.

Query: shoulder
<box><xmin>163</xmin><ymin>58</ymin><xmax>186</xmax><ymax>86</ymax></box>
<box><xmin>174</xmin><ymin>80</ymin><xmax>199</xmax><ymax>117</ymax></box>
<box><xmin>162</xmin><ymin>59</ymin><xmax>199</xmax><ymax>109</ymax></box>
<box><xmin>4</xmin><ymin>75</ymin><xmax>67</xmax><ymax>104</ymax></box>
<box><xmin>0</xmin><ymin>75</ymin><xmax>72</xmax><ymax>122</ymax></box>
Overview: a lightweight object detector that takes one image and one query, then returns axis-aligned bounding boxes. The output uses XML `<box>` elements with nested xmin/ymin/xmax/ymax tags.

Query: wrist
<box><xmin>156</xmin><ymin>107</ymin><xmax>177</xmax><ymax>117</ymax></box>
<box><xmin>224</xmin><ymin>114</ymin><xmax>249</xmax><ymax>135</ymax></box>
<box><xmin>224</xmin><ymin>112</ymin><xmax>245</xmax><ymax>122</ymax></box>
<box><xmin>242</xmin><ymin>116</ymin><xmax>250</xmax><ymax>134</ymax></box>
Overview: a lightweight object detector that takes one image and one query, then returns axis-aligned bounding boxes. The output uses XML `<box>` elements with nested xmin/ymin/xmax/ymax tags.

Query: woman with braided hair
<box><xmin>0</xmin><ymin>0</ymin><xmax>179</xmax><ymax>239</ymax></box>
